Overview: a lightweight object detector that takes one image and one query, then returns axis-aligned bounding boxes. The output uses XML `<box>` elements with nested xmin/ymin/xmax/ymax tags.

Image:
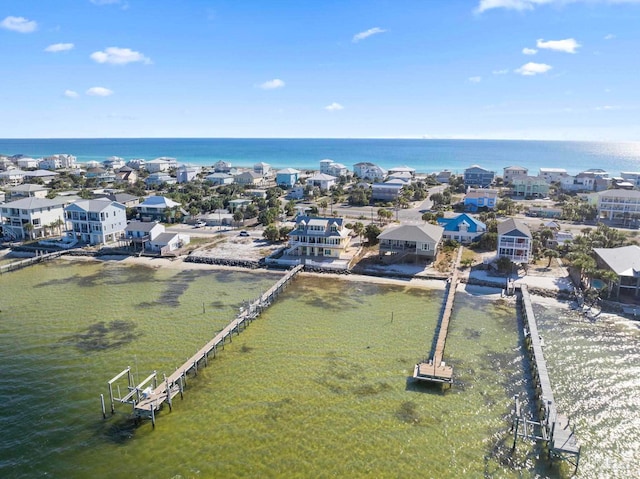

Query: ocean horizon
<box><xmin>1</xmin><ymin>137</ymin><xmax>640</xmax><ymax>177</ymax></box>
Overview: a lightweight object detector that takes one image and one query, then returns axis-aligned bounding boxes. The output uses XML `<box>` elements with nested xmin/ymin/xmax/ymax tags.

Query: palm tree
<box><xmin>22</xmin><ymin>222</ymin><xmax>34</xmax><ymax>240</ymax></box>
<box><xmin>543</xmin><ymin>249</ymin><xmax>559</xmax><ymax>268</ymax></box>
<box><xmin>352</xmin><ymin>222</ymin><xmax>364</xmax><ymax>244</ymax></box>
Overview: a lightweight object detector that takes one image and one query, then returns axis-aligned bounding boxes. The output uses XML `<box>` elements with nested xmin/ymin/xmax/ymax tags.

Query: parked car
<box><xmin>194</xmin><ymin>221</ymin><xmax>207</xmax><ymax>228</ymax></box>
<box><xmin>239</xmin><ymin>230</ymin><xmax>250</xmax><ymax>237</ymax></box>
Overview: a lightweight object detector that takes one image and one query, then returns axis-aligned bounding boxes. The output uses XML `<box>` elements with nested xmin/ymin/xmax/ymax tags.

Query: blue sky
<box><xmin>1</xmin><ymin>0</ymin><xmax>639</xmax><ymax>140</ymax></box>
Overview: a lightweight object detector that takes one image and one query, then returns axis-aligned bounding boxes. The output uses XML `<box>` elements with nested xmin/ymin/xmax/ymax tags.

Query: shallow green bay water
<box><xmin>1</xmin><ymin>260</ymin><xmax>638</xmax><ymax>478</ymax></box>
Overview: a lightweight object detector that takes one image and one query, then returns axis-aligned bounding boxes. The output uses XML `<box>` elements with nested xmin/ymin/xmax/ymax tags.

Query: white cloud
<box><xmin>477</xmin><ymin>0</ymin><xmax>640</xmax><ymax>13</ymax></box>
<box><xmin>259</xmin><ymin>79</ymin><xmax>285</xmax><ymax>90</ymax></box>
<box><xmin>352</xmin><ymin>27</ymin><xmax>386</xmax><ymax>43</ymax></box>
<box><xmin>90</xmin><ymin>47</ymin><xmax>151</xmax><ymax>65</ymax></box>
<box><xmin>492</xmin><ymin>69</ymin><xmax>509</xmax><ymax>75</ymax></box>
<box><xmin>537</xmin><ymin>38</ymin><xmax>580</xmax><ymax>53</ymax></box>
<box><xmin>64</xmin><ymin>90</ymin><xmax>79</xmax><ymax>98</ymax></box>
<box><xmin>45</xmin><ymin>43</ymin><xmax>74</xmax><ymax>53</ymax></box>
<box><xmin>515</xmin><ymin>62</ymin><xmax>552</xmax><ymax>76</ymax></box>
<box><xmin>604</xmin><ymin>33</ymin><xmax>615</xmax><ymax>40</ymax></box>
<box><xmin>468</xmin><ymin>76</ymin><xmax>482</xmax><ymax>83</ymax></box>
<box><xmin>324</xmin><ymin>102</ymin><xmax>344</xmax><ymax>111</ymax></box>
<box><xmin>522</xmin><ymin>47</ymin><xmax>537</xmax><ymax>55</ymax></box>
<box><xmin>1</xmin><ymin>16</ymin><xmax>37</xmax><ymax>33</ymax></box>
<box><xmin>86</xmin><ymin>87</ymin><xmax>113</xmax><ymax>96</ymax></box>
<box><xmin>595</xmin><ymin>105</ymin><xmax>621</xmax><ymax>111</ymax></box>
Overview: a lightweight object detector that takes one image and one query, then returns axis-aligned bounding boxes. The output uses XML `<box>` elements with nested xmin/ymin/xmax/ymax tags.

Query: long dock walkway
<box><xmin>103</xmin><ymin>265</ymin><xmax>303</xmax><ymax>426</ymax></box>
<box><xmin>412</xmin><ymin>247</ymin><xmax>463</xmax><ymax>385</ymax></box>
<box><xmin>512</xmin><ymin>284</ymin><xmax>581</xmax><ymax>471</ymax></box>
<box><xmin>0</xmin><ymin>250</ymin><xmax>65</xmax><ymax>274</ymax></box>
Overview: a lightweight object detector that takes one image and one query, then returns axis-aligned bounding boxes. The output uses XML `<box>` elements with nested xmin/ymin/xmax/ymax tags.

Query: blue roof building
<box><xmin>437</xmin><ymin>213</ymin><xmax>487</xmax><ymax>244</ymax></box>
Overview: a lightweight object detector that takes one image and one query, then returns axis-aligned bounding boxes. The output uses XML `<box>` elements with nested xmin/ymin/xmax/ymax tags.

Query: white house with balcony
<box><xmin>65</xmin><ymin>199</ymin><xmax>127</xmax><ymax>245</ymax></box>
<box><xmin>353</xmin><ymin>162</ymin><xmax>387</xmax><ymax>181</ymax></box>
<box><xmin>497</xmin><ymin>218</ymin><xmax>532</xmax><ymax>264</ymax></box>
<box><xmin>307</xmin><ymin>173</ymin><xmax>337</xmax><ymax>191</ymax></box>
<box><xmin>285</xmin><ymin>216</ymin><xmax>351</xmax><ymax>258</ymax></box>
<box><xmin>597</xmin><ymin>189</ymin><xmax>640</xmax><ymax>222</ymax></box>
<box><xmin>1</xmin><ymin>197</ymin><xmax>67</xmax><ymax>240</ymax></box>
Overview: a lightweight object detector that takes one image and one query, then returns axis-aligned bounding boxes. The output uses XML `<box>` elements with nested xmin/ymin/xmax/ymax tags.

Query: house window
<box><xmin>324</xmin><ymin>249</ymin><xmax>331</xmax><ymax>256</ymax></box>
<box><xmin>421</xmin><ymin>243</ymin><xmax>431</xmax><ymax>251</ymax></box>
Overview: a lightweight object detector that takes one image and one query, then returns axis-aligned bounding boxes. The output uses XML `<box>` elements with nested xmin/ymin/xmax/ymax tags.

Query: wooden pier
<box><xmin>102</xmin><ymin>264</ymin><xmax>304</xmax><ymax>427</ymax></box>
<box><xmin>412</xmin><ymin>247</ymin><xmax>463</xmax><ymax>386</ymax></box>
<box><xmin>512</xmin><ymin>284</ymin><xmax>581</xmax><ymax>472</ymax></box>
<box><xmin>0</xmin><ymin>250</ymin><xmax>65</xmax><ymax>274</ymax></box>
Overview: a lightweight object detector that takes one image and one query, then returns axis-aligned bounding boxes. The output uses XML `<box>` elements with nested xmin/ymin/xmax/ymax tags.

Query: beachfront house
<box><xmin>464</xmin><ymin>165</ymin><xmax>495</xmax><ymax>188</ymax></box>
<box><xmin>353</xmin><ymin>162</ymin><xmax>387</xmax><ymax>181</ymax></box>
<box><xmin>137</xmin><ymin>196</ymin><xmax>186</xmax><ymax>222</ymax></box>
<box><xmin>464</xmin><ymin>188</ymin><xmax>498</xmax><ymax>212</ymax></box>
<box><xmin>596</xmin><ymin>189</ymin><xmax>640</xmax><ymax>224</ymax></box>
<box><xmin>511</xmin><ymin>176</ymin><xmax>550</xmax><ymax>198</ymax></box>
<box><xmin>213</xmin><ymin>160</ymin><xmax>232</xmax><ymax>173</ymax></box>
<box><xmin>539</xmin><ymin>168</ymin><xmax>569</xmax><ymax>183</ymax></box>
<box><xmin>146</xmin><ymin>158</ymin><xmax>177</xmax><ymax>173</ymax></box>
<box><xmin>437</xmin><ymin>213</ymin><xmax>486</xmax><ymax>244</ymax></box>
<box><xmin>276</xmin><ymin>168</ymin><xmax>300</xmax><ymax>187</ymax></box>
<box><xmin>593</xmin><ymin>245</ymin><xmax>640</xmax><ymax>300</ymax></box>
<box><xmin>148</xmin><ymin>232</ymin><xmax>190</xmax><ymax>254</ymax></box>
<box><xmin>124</xmin><ymin>220</ymin><xmax>165</xmax><ymax>251</ymax></box>
<box><xmin>253</xmin><ymin>162</ymin><xmax>271</xmax><ymax>177</ymax></box>
<box><xmin>388</xmin><ymin>166</ymin><xmax>416</xmax><ymax>178</ymax></box>
<box><xmin>503</xmin><ymin>166</ymin><xmax>528</xmax><ymax>184</ymax></box>
<box><xmin>65</xmin><ymin>199</ymin><xmax>127</xmax><ymax>245</ymax></box>
<box><xmin>285</xmin><ymin>216</ymin><xmax>351</xmax><ymax>258</ymax></box>
<box><xmin>1</xmin><ymin>197</ymin><xmax>67</xmax><ymax>240</ymax></box>
<box><xmin>320</xmin><ymin>159</ymin><xmax>348</xmax><ymax>178</ymax></box>
<box><xmin>436</xmin><ymin>170</ymin><xmax>452</xmax><ymax>184</ymax></box>
<box><xmin>377</xmin><ymin>223</ymin><xmax>443</xmax><ymax>261</ymax></box>
<box><xmin>40</xmin><ymin>154</ymin><xmax>77</xmax><ymax>170</ymax></box>
<box><xmin>497</xmin><ymin>218</ymin><xmax>532</xmax><ymax>264</ymax></box>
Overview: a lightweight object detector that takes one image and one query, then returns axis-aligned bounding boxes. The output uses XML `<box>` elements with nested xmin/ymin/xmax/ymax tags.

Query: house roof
<box><xmin>437</xmin><ymin>213</ymin><xmax>486</xmax><ymax>233</ymax></box>
<box><xmin>152</xmin><ymin>232</ymin><xmax>180</xmax><ymax>244</ymax></box>
<box><xmin>0</xmin><ymin>169</ymin><xmax>26</xmax><ymax>177</ymax></box>
<box><xmin>308</xmin><ymin>173</ymin><xmax>337</xmax><ymax>181</ymax></box>
<box><xmin>24</xmin><ymin>169</ymin><xmax>59</xmax><ymax>177</ymax></box>
<box><xmin>598</xmin><ymin>189</ymin><xmax>640</xmax><ymax>199</ymax></box>
<box><xmin>465</xmin><ymin>188</ymin><xmax>498</xmax><ymax>199</ymax></box>
<box><xmin>9</xmin><ymin>184</ymin><xmax>48</xmax><ymax>192</ymax></box>
<box><xmin>497</xmin><ymin>218</ymin><xmax>531</xmax><ymax>238</ymax></box>
<box><xmin>594</xmin><ymin>245</ymin><xmax>640</xmax><ymax>277</ymax></box>
<box><xmin>66</xmin><ymin>199</ymin><xmax>125</xmax><ymax>213</ymax></box>
<box><xmin>2</xmin><ymin>197</ymin><xmax>65</xmax><ymax>209</ymax></box>
<box><xmin>138</xmin><ymin>196</ymin><xmax>181</xmax><ymax>208</ymax></box>
<box><xmin>106</xmin><ymin>193</ymin><xmax>139</xmax><ymax>203</ymax></box>
<box><xmin>276</xmin><ymin>168</ymin><xmax>300</xmax><ymax>174</ymax></box>
<box><xmin>125</xmin><ymin>220</ymin><xmax>162</xmax><ymax>233</ymax></box>
<box><xmin>504</xmin><ymin>166</ymin><xmax>528</xmax><ymax>171</ymax></box>
<box><xmin>378</xmin><ymin>223</ymin><xmax>443</xmax><ymax>243</ymax></box>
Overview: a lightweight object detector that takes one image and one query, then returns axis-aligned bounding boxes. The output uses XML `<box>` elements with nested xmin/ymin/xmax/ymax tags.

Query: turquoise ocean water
<box><xmin>0</xmin><ymin>260</ymin><xmax>639</xmax><ymax>478</ymax></box>
<box><xmin>1</xmin><ymin>138</ymin><xmax>640</xmax><ymax>175</ymax></box>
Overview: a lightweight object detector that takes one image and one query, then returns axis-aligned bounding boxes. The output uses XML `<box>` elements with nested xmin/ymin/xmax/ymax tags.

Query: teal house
<box><xmin>276</xmin><ymin>168</ymin><xmax>301</xmax><ymax>188</ymax></box>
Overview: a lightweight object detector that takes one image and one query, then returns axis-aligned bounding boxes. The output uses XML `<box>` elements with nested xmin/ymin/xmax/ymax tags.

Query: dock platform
<box><xmin>412</xmin><ymin>247</ymin><xmax>462</xmax><ymax>385</ymax></box>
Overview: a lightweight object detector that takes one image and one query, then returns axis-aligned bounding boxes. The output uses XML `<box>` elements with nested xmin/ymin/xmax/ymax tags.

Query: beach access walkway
<box><xmin>102</xmin><ymin>264</ymin><xmax>304</xmax><ymax>427</ymax></box>
<box><xmin>412</xmin><ymin>247</ymin><xmax>463</xmax><ymax>385</ymax></box>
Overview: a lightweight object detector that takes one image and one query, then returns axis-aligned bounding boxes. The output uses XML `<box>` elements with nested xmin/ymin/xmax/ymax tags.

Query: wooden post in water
<box><xmin>164</xmin><ymin>375</ymin><xmax>172</xmax><ymax>412</ymax></box>
<box><xmin>151</xmin><ymin>401</ymin><xmax>156</xmax><ymax>429</ymax></box>
<box><xmin>100</xmin><ymin>394</ymin><xmax>106</xmax><ymax>419</ymax></box>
